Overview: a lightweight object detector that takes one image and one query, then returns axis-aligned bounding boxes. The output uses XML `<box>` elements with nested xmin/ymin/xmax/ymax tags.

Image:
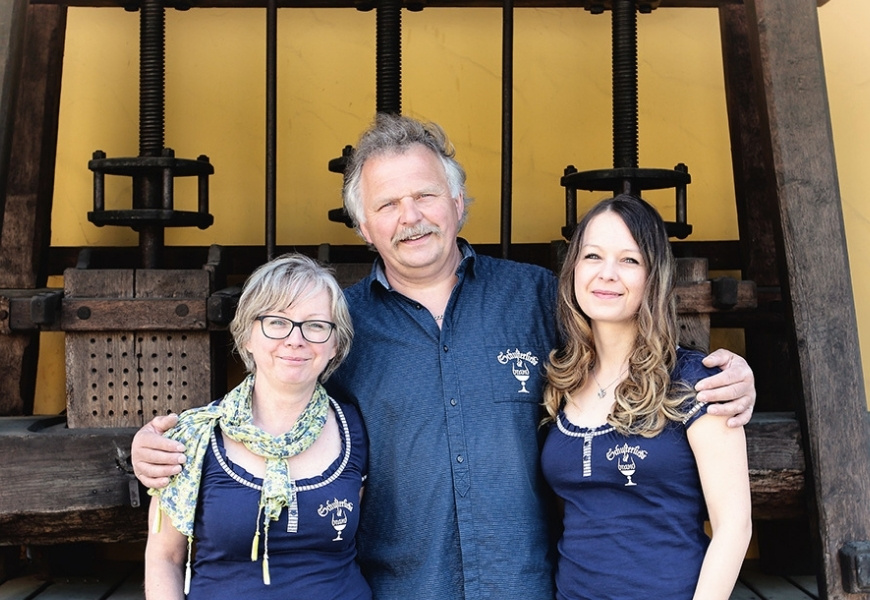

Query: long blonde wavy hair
<box><xmin>542</xmin><ymin>195</ymin><xmax>693</xmax><ymax>437</ymax></box>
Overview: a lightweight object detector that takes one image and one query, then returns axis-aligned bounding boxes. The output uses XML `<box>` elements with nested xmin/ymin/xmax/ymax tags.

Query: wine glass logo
<box><xmin>331</xmin><ymin>509</ymin><xmax>348</xmax><ymax>541</ymax></box>
<box><xmin>512</xmin><ymin>359</ymin><xmax>530</xmax><ymax>394</ymax></box>
<box><xmin>617</xmin><ymin>455</ymin><xmax>637</xmax><ymax>486</ymax></box>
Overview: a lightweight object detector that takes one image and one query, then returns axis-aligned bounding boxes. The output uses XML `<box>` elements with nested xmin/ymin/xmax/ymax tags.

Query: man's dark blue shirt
<box><xmin>327</xmin><ymin>240</ymin><xmax>558</xmax><ymax>599</ymax></box>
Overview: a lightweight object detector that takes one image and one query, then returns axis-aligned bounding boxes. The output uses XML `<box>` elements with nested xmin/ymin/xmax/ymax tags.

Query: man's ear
<box><xmin>454</xmin><ymin>193</ymin><xmax>465</xmax><ymax>221</ymax></box>
<box><xmin>358</xmin><ymin>222</ymin><xmax>373</xmax><ymax>245</ymax></box>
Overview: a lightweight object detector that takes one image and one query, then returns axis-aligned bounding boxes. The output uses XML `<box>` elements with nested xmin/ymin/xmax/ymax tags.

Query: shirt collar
<box><xmin>370</xmin><ymin>237</ymin><xmax>476</xmax><ymax>291</ymax></box>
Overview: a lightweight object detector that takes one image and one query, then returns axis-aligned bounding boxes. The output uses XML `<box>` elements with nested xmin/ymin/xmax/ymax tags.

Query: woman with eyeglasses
<box><xmin>145</xmin><ymin>253</ymin><xmax>371</xmax><ymax>600</ymax></box>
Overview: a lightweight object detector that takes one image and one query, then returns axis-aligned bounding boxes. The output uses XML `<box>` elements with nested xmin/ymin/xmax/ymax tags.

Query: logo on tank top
<box><xmin>497</xmin><ymin>348</ymin><xmax>540</xmax><ymax>394</ymax></box>
<box><xmin>318</xmin><ymin>498</ymin><xmax>354</xmax><ymax>541</ymax></box>
<box><xmin>606</xmin><ymin>443</ymin><xmax>648</xmax><ymax>486</ymax></box>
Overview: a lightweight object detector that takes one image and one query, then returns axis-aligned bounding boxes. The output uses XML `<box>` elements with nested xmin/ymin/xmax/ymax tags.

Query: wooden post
<box><xmin>718</xmin><ymin>2</ymin><xmax>799</xmax><ymax>413</ymax></box>
<box><xmin>0</xmin><ymin>4</ymin><xmax>67</xmax><ymax>415</ymax></box>
<box><xmin>0</xmin><ymin>0</ymin><xmax>27</xmax><ymax>223</ymax></box>
<box><xmin>718</xmin><ymin>2</ymin><xmax>813</xmax><ymax>574</ymax></box>
<box><xmin>745</xmin><ymin>0</ymin><xmax>870</xmax><ymax>596</ymax></box>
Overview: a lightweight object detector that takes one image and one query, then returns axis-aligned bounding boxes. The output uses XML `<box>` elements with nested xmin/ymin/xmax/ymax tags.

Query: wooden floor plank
<box><xmin>731</xmin><ymin>580</ymin><xmax>765</xmax><ymax>599</ymax></box>
<box><xmin>786</xmin><ymin>575</ymin><xmax>819</xmax><ymax>598</ymax></box>
<box><xmin>740</xmin><ymin>568</ymin><xmax>816</xmax><ymax>599</ymax></box>
<box><xmin>106</xmin><ymin>564</ymin><xmax>144</xmax><ymax>599</ymax></box>
<box><xmin>0</xmin><ymin>574</ymin><xmax>49</xmax><ymax>599</ymax></box>
<box><xmin>30</xmin><ymin>572</ymin><xmax>128</xmax><ymax>600</ymax></box>
<box><xmin>107</xmin><ymin>583</ymin><xmax>144</xmax><ymax>599</ymax></box>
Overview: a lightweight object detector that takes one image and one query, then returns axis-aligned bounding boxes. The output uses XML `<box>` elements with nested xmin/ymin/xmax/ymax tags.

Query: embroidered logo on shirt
<box><xmin>318</xmin><ymin>498</ymin><xmax>354</xmax><ymax>541</ymax></box>
<box><xmin>497</xmin><ymin>348</ymin><xmax>540</xmax><ymax>394</ymax></box>
<box><xmin>606</xmin><ymin>443</ymin><xmax>648</xmax><ymax>486</ymax></box>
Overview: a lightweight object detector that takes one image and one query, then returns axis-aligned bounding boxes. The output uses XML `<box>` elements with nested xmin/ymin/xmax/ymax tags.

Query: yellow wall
<box><xmin>35</xmin><ymin>1</ymin><xmax>870</xmax><ymax>412</ymax></box>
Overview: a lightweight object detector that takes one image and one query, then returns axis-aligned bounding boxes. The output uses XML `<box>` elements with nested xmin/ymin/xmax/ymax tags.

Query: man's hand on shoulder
<box><xmin>132</xmin><ymin>414</ymin><xmax>186</xmax><ymax>489</ymax></box>
<box><xmin>695</xmin><ymin>348</ymin><xmax>756</xmax><ymax>428</ymax></box>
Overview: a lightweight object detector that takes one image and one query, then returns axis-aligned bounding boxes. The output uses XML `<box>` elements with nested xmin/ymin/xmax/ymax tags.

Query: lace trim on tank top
<box><xmin>209</xmin><ymin>398</ymin><xmax>353</xmax><ymax>493</ymax></box>
<box><xmin>556</xmin><ymin>412</ymin><xmax>615</xmax><ymax>478</ymax></box>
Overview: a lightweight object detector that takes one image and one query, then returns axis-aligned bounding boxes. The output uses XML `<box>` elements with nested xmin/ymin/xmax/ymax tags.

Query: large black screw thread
<box><xmin>137</xmin><ymin>0</ymin><xmax>166</xmax><ymax>267</ymax></box>
<box><xmin>139</xmin><ymin>0</ymin><xmax>165</xmax><ymax>158</ymax></box>
<box><xmin>376</xmin><ymin>0</ymin><xmax>401</xmax><ymax>115</ymax></box>
<box><xmin>561</xmin><ymin>0</ymin><xmax>692</xmax><ymax>240</ymax></box>
<box><xmin>612</xmin><ymin>0</ymin><xmax>638</xmax><ymax>170</ymax></box>
<box><xmin>88</xmin><ymin>0</ymin><xmax>213</xmax><ymax>269</ymax></box>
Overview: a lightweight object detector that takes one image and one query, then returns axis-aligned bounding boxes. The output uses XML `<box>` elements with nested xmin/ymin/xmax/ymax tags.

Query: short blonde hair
<box><xmin>230</xmin><ymin>253</ymin><xmax>353</xmax><ymax>382</ymax></box>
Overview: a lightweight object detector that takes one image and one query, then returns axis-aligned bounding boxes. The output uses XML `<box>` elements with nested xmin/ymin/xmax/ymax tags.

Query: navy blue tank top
<box><xmin>186</xmin><ymin>398</ymin><xmax>371</xmax><ymax>600</ymax></box>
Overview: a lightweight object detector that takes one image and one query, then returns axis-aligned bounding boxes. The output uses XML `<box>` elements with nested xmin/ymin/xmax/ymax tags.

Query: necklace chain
<box><xmin>434</xmin><ymin>314</ymin><xmax>444</xmax><ymax>321</ymax></box>
<box><xmin>591</xmin><ymin>366</ymin><xmax>629</xmax><ymax>399</ymax></box>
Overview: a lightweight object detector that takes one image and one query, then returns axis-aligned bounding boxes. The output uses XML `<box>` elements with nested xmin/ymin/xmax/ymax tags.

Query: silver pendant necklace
<box><xmin>591</xmin><ymin>366</ymin><xmax>629</xmax><ymax>398</ymax></box>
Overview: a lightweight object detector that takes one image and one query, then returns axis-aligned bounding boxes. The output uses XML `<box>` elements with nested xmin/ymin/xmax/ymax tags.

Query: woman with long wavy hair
<box><xmin>540</xmin><ymin>194</ymin><xmax>751</xmax><ymax>600</ymax></box>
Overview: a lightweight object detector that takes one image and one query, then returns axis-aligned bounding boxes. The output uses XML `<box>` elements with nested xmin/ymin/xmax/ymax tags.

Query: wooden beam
<box><xmin>744</xmin><ymin>0</ymin><xmax>870</xmax><ymax>597</ymax></box>
<box><xmin>25</xmin><ymin>0</ymin><xmax>832</xmax><ymax>9</ymax></box>
<box><xmin>0</xmin><ymin>417</ymin><xmax>139</xmax><ymax>513</ymax></box>
<box><xmin>41</xmin><ymin>241</ymin><xmax>746</xmax><ymax>279</ymax></box>
<box><xmin>0</xmin><ymin>412</ymin><xmax>803</xmax><ymax>544</ymax></box>
<box><xmin>60</xmin><ymin>298</ymin><xmax>209</xmax><ymax>330</ymax></box>
<box><xmin>674</xmin><ymin>279</ymin><xmax>756</xmax><ymax>313</ymax></box>
<box><xmin>26</xmin><ymin>0</ymin><xmax>736</xmax><ymax>8</ymax></box>
<box><xmin>0</xmin><ymin>507</ymin><xmax>147</xmax><ymax>545</ymax></box>
<box><xmin>745</xmin><ymin>412</ymin><xmax>806</xmax><ymax>520</ymax></box>
<box><xmin>0</xmin><ymin>416</ymin><xmax>147</xmax><ymax>544</ymax></box>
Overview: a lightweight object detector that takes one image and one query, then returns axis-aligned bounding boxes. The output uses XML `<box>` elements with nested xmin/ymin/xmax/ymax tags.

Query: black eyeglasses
<box><xmin>255</xmin><ymin>316</ymin><xmax>336</xmax><ymax>343</ymax></box>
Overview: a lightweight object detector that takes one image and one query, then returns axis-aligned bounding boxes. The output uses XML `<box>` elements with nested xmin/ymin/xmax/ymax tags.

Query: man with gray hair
<box><xmin>132</xmin><ymin>113</ymin><xmax>756</xmax><ymax>599</ymax></box>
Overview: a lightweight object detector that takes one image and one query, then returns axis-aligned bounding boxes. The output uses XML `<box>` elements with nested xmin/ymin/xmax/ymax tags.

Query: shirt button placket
<box><xmin>440</xmin><ymin>330</ymin><xmax>469</xmax><ymax>499</ymax></box>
